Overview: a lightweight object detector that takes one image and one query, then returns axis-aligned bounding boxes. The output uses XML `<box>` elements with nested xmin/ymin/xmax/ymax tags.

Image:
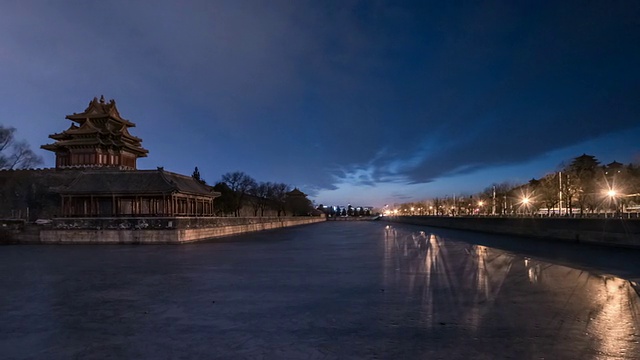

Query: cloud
<box><xmin>1</xmin><ymin>1</ymin><xmax>638</xmax><ymax>206</ymax></box>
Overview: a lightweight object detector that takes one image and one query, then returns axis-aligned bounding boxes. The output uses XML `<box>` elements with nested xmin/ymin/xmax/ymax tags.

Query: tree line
<box><xmin>193</xmin><ymin>168</ymin><xmax>314</xmax><ymax>217</ymax></box>
<box><xmin>390</xmin><ymin>154</ymin><xmax>640</xmax><ymax>217</ymax></box>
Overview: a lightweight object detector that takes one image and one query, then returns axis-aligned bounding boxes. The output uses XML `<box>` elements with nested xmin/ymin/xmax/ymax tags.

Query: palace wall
<box><xmin>6</xmin><ymin>216</ymin><xmax>325</xmax><ymax>244</ymax></box>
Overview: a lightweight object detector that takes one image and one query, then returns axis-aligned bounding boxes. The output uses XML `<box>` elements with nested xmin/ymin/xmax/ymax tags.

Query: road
<box><xmin>1</xmin><ymin>221</ymin><xmax>639</xmax><ymax>359</ymax></box>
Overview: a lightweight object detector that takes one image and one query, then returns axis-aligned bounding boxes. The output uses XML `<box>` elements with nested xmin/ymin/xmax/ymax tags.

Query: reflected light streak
<box><xmin>379</xmin><ymin>224</ymin><xmax>640</xmax><ymax>353</ymax></box>
<box><xmin>589</xmin><ymin>277</ymin><xmax>640</xmax><ymax>358</ymax></box>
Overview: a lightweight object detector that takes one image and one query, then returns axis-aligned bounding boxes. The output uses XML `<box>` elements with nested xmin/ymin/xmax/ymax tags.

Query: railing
<box><xmin>385</xmin><ymin>212</ymin><xmax>640</xmax><ymax>220</ymax></box>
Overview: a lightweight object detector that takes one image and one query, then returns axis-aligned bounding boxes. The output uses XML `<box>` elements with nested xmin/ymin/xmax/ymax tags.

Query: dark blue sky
<box><xmin>1</xmin><ymin>1</ymin><xmax>638</xmax><ymax>206</ymax></box>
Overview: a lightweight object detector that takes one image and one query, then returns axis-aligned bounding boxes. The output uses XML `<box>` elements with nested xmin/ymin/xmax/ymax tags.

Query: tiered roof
<box><xmin>56</xmin><ymin>168</ymin><xmax>220</xmax><ymax>198</ymax></box>
<box><xmin>41</xmin><ymin>96</ymin><xmax>148</xmax><ymax>158</ymax></box>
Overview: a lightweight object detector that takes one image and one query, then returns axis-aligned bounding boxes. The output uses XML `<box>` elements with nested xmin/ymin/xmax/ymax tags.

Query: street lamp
<box><xmin>520</xmin><ymin>197</ymin><xmax>531</xmax><ymax>216</ymax></box>
<box><xmin>604</xmin><ymin>188</ymin><xmax>620</xmax><ymax>216</ymax></box>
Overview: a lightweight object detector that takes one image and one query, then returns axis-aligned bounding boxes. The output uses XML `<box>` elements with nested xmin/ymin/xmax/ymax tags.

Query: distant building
<box><xmin>1</xmin><ymin>96</ymin><xmax>219</xmax><ymax>220</ymax></box>
<box><xmin>41</xmin><ymin>95</ymin><xmax>148</xmax><ymax>169</ymax></box>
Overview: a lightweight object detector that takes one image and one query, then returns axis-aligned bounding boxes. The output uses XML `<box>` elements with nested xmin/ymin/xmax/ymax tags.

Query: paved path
<box><xmin>1</xmin><ymin>221</ymin><xmax>640</xmax><ymax>359</ymax></box>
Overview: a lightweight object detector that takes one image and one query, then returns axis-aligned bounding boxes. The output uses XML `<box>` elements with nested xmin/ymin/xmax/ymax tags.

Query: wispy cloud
<box><xmin>0</xmin><ymin>1</ymin><xmax>638</xmax><ymax>205</ymax></box>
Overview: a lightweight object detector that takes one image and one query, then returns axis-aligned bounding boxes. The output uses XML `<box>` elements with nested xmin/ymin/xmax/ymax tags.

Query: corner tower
<box><xmin>41</xmin><ymin>96</ymin><xmax>149</xmax><ymax>169</ymax></box>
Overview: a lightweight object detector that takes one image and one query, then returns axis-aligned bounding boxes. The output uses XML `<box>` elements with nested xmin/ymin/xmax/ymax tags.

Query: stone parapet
<box><xmin>37</xmin><ymin>216</ymin><xmax>325</xmax><ymax>244</ymax></box>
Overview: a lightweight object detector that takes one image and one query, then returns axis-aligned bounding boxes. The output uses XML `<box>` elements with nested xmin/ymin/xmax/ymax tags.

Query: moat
<box><xmin>1</xmin><ymin>221</ymin><xmax>640</xmax><ymax>359</ymax></box>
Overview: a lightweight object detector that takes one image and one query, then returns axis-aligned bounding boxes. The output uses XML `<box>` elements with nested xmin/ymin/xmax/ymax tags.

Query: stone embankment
<box><xmin>1</xmin><ymin>216</ymin><xmax>325</xmax><ymax>244</ymax></box>
<box><xmin>384</xmin><ymin>216</ymin><xmax>640</xmax><ymax>249</ymax></box>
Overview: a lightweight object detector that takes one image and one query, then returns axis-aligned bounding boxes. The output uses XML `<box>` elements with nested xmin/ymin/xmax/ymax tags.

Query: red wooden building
<box><xmin>41</xmin><ymin>95</ymin><xmax>148</xmax><ymax>169</ymax></box>
<box><xmin>40</xmin><ymin>96</ymin><xmax>219</xmax><ymax>217</ymax></box>
<box><xmin>56</xmin><ymin>168</ymin><xmax>218</xmax><ymax>217</ymax></box>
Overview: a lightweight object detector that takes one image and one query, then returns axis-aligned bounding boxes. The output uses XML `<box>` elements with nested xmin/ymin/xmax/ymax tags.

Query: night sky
<box><xmin>1</xmin><ymin>1</ymin><xmax>638</xmax><ymax>207</ymax></box>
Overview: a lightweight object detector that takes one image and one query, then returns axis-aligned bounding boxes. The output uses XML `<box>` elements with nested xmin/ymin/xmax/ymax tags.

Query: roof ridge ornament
<box><xmin>100</xmin><ymin>95</ymin><xmax>105</xmax><ymax>104</ymax></box>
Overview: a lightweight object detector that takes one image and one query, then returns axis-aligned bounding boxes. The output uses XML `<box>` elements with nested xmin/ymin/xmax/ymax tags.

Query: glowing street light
<box><xmin>604</xmin><ymin>188</ymin><xmax>621</xmax><ymax>216</ymax></box>
<box><xmin>520</xmin><ymin>197</ymin><xmax>532</xmax><ymax>216</ymax></box>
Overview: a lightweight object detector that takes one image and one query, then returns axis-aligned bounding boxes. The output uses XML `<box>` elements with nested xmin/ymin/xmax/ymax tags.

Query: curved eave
<box><xmin>41</xmin><ymin>144</ymin><xmax>62</xmax><ymax>151</ymax></box>
<box><xmin>49</xmin><ymin>133</ymin><xmax>72</xmax><ymax>140</ymax></box>
<box><xmin>66</xmin><ymin>114</ymin><xmax>135</xmax><ymax>127</ymax></box>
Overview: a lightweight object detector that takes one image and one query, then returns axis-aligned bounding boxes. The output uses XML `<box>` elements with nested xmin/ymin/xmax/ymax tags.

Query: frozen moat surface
<box><xmin>1</xmin><ymin>221</ymin><xmax>640</xmax><ymax>359</ymax></box>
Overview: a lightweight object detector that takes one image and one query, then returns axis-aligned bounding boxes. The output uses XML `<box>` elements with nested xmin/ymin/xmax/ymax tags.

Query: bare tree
<box><xmin>0</xmin><ymin>125</ymin><xmax>43</xmax><ymax>170</ymax></box>
<box><xmin>248</xmin><ymin>182</ymin><xmax>271</xmax><ymax>216</ymax></box>
<box><xmin>220</xmin><ymin>171</ymin><xmax>257</xmax><ymax>216</ymax></box>
<box><xmin>565</xmin><ymin>154</ymin><xmax>601</xmax><ymax>216</ymax></box>
<box><xmin>538</xmin><ymin>173</ymin><xmax>560</xmax><ymax>215</ymax></box>
<box><xmin>267</xmin><ymin>182</ymin><xmax>290</xmax><ymax>216</ymax></box>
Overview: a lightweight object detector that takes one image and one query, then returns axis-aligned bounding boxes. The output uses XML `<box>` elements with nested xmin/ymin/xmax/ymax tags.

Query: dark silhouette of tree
<box><xmin>266</xmin><ymin>182</ymin><xmax>289</xmax><ymax>216</ymax></box>
<box><xmin>480</xmin><ymin>182</ymin><xmax>514</xmax><ymax>215</ymax></box>
<box><xmin>565</xmin><ymin>154</ymin><xmax>601</xmax><ymax>216</ymax></box>
<box><xmin>248</xmin><ymin>182</ymin><xmax>272</xmax><ymax>217</ymax></box>
<box><xmin>191</xmin><ymin>166</ymin><xmax>206</xmax><ymax>184</ymax></box>
<box><xmin>432</xmin><ymin>198</ymin><xmax>442</xmax><ymax>215</ymax></box>
<box><xmin>538</xmin><ymin>173</ymin><xmax>560</xmax><ymax>215</ymax></box>
<box><xmin>0</xmin><ymin>125</ymin><xmax>43</xmax><ymax>170</ymax></box>
<box><xmin>212</xmin><ymin>182</ymin><xmax>236</xmax><ymax>216</ymax></box>
<box><xmin>221</xmin><ymin>171</ymin><xmax>257</xmax><ymax>216</ymax></box>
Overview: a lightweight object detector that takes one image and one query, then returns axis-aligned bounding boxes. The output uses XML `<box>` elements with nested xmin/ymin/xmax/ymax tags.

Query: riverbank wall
<box><xmin>383</xmin><ymin>216</ymin><xmax>640</xmax><ymax>248</ymax></box>
<box><xmin>1</xmin><ymin>216</ymin><xmax>325</xmax><ymax>244</ymax></box>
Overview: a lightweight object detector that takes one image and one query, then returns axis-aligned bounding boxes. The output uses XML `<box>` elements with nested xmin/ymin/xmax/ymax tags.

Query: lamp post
<box><xmin>521</xmin><ymin>197</ymin><xmax>531</xmax><ymax>216</ymax></box>
<box><xmin>606</xmin><ymin>189</ymin><xmax>619</xmax><ymax>217</ymax></box>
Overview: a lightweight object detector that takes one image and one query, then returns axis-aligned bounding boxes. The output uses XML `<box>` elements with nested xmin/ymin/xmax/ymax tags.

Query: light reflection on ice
<box><xmin>381</xmin><ymin>225</ymin><xmax>640</xmax><ymax>357</ymax></box>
